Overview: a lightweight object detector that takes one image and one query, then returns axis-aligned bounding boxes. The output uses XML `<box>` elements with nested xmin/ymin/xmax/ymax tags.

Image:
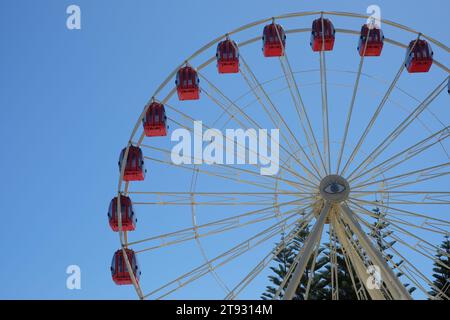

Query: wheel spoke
<box><xmin>347</xmin><ymin>76</ymin><xmax>449</xmax><ymax>181</ymax></box>
<box><xmin>352</xmin><ymin>162</ymin><xmax>450</xmax><ymax>190</ymax></box>
<box><xmin>348</xmin><ymin>201</ymin><xmax>449</xmax><ymax>239</ymax></box>
<box><xmin>336</xmin><ymin>27</ymin><xmax>371</xmax><ymax>173</ymax></box>
<box><xmin>130</xmin><ymin>201</ymin><xmax>313</xmax><ymax>253</ymax></box>
<box><xmin>349</xmin><ymin>126</ymin><xmax>450</xmax><ymax>186</ymax></box>
<box><xmin>348</xmin><ymin>198</ymin><xmax>450</xmax><ymax>225</ymax></box>
<box><xmin>319</xmin><ymin>15</ymin><xmax>331</xmax><ymax>174</ymax></box>
<box><xmin>239</xmin><ymin>52</ymin><xmax>323</xmax><ymax>179</ymax></box>
<box><xmin>198</xmin><ymin>72</ymin><xmax>316</xmax><ymax>181</ymax></box>
<box><xmin>139</xmin><ymin>143</ymin><xmax>312</xmax><ymax>192</ymax></box>
<box><xmin>164</xmin><ymin>104</ymin><xmax>319</xmax><ymax>189</ymax></box>
<box><xmin>340</xmin><ymin>35</ymin><xmax>422</xmax><ymax>176</ymax></box>
<box><xmin>144</xmin><ymin>155</ymin><xmax>289</xmax><ymax>191</ymax></box>
<box><xmin>275</xmin><ymin>20</ymin><xmax>327</xmax><ymax>177</ymax></box>
<box><xmin>142</xmin><ymin>213</ymin><xmax>302</xmax><ymax>299</ymax></box>
<box><xmin>278</xmin><ymin>57</ymin><xmax>326</xmax><ymax>177</ymax></box>
<box><xmin>225</xmin><ymin>211</ymin><xmax>315</xmax><ymax>299</ymax></box>
<box><xmin>129</xmin><ymin>190</ymin><xmax>316</xmax><ymax>206</ymax></box>
<box><xmin>319</xmin><ymin>49</ymin><xmax>331</xmax><ymax>175</ymax></box>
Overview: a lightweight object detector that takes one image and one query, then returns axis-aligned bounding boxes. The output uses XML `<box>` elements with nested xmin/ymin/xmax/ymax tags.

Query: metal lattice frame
<box><xmin>115</xmin><ymin>11</ymin><xmax>450</xmax><ymax>300</ymax></box>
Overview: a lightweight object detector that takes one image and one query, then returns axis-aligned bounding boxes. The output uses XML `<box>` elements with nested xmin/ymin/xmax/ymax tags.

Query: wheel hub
<box><xmin>319</xmin><ymin>174</ymin><xmax>350</xmax><ymax>203</ymax></box>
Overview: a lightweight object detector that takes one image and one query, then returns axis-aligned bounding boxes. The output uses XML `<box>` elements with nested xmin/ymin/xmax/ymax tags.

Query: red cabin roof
<box><xmin>358</xmin><ymin>24</ymin><xmax>384</xmax><ymax>57</ymax></box>
<box><xmin>119</xmin><ymin>145</ymin><xmax>146</xmax><ymax>181</ymax></box>
<box><xmin>143</xmin><ymin>102</ymin><xmax>167</xmax><ymax>137</ymax></box>
<box><xmin>111</xmin><ymin>249</ymin><xmax>140</xmax><ymax>285</ymax></box>
<box><xmin>262</xmin><ymin>23</ymin><xmax>286</xmax><ymax>57</ymax></box>
<box><xmin>108</xmin><ymin>195</ymin><xmax>137</xmax><ymax>232</ymax></box>
<box><xmin>176</xmin><ymin>66</ymin><xmax>200</xmax><ymax>100</ymax></box>
<box><xmin>216</xmin><ymin>39</ymin><xmax>239</xmax><ymax>74</ymax></box>
<box><xmin>405</xmin><ymin>39</ymin><xmax>433</xmax><ymax>73</ymax></box>
<box><xmin>310</xmin><ymin>18</ymin><xmax>335</xmax><ymax>52</ymax></box>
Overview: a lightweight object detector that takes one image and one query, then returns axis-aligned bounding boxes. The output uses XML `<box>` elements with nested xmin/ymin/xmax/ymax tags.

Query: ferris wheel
<box><xmin>108</xmin><ymin>11</ymin><xmax>450</xmax><ymax>300</ymax></box>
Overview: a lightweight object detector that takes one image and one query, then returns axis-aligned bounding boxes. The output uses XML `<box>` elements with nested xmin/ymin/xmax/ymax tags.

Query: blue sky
<box><xmin>0</xmin><ymin>0</ymin><xmax>448</xmax><ymax>299</ymax></box>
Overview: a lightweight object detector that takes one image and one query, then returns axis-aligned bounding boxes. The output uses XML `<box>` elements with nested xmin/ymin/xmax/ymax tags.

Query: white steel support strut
<box><xmin>283</xmin><ymin>201</ymin><xmax>331</xmax><ymax>300</ymax></box>
<box><xmin>331</xmin><ymin>214</ymin><xmax>386</xmax><ymax>300</ymax></box>
<box><xmin>339</xmin><ymin>203</ymin><xmax>412</xmax><ymax>300</ymax></box>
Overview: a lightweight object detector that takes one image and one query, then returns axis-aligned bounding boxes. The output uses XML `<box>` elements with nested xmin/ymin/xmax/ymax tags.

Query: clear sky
<box><xmin>0</xmin><ymin>0</ymin><xmax>448</xmax><ymax>299</ymax></box>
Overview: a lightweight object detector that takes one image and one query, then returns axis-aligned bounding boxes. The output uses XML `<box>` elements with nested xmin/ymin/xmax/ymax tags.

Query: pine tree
<box><xmin>262</xmin><ymin>205</ymin><xmax>421</xmax><ymax>300</ymax></box>
<box><xmin>261</xmin><ymin>234</ymin><xmax>295</xmax><ymax>300</ymax></box>
<box><xmin>261</xmin><ymin>223</ymin><xmax>327</xmax><ymax>300</ymax></box>
<box><xmin>429</xmin><ymin>235</ymin><xmax>450</xmax><ymax>299</ymax></box>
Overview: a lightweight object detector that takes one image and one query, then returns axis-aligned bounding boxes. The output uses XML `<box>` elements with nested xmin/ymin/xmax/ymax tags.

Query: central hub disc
<box><xmin>319</xmin><ymin>175</ymin><xmax>350</xmax><ymax>203</ymax></box>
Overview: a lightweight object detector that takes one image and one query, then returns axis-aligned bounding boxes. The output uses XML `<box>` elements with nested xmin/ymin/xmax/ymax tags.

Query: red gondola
<box><xmin>358</xmin><ymin>24</ymin><xmax>384</xmax><ymax>56</ymax></box>
<box><xmin>118</xmin><ymin>145</ymin><xmax>146</xmax><ymax>181</ymax></box>
<box><xmin>111</xmin><ymin>249</ymin><xmax>141</xmax><ymax>285</ymax></box>
<box><xmin>216</xmin><ymin>39</ymin><xmax>239</xmax><ymax>73</ymax></box>
<box><xmin>108</xmin><ymin>195</ymin><xmax>137</xmax><ymax>232</ymax></box>
<box><xmin>310</xmin><ymin>18</ymin><xmax>335</xmax><ymax>52</ymax></box>
<box><xmin>405</xmin><ymin>39</ymin><xmax>433</xmax><ymax>73</ymax></box>
<box><xmin>262</xmin><ymin>22</ymin><xmax>286</xmax><ymax>57</ymax></box>
<box><xmin>143</xmin><ymin>102</ymin><xmax>167</xmax><ymax>137</ymax></box>
<box><xmin>176</xmin><ymin>66</ymin><xmax>200</xmax><ymax>100</ymax></box>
